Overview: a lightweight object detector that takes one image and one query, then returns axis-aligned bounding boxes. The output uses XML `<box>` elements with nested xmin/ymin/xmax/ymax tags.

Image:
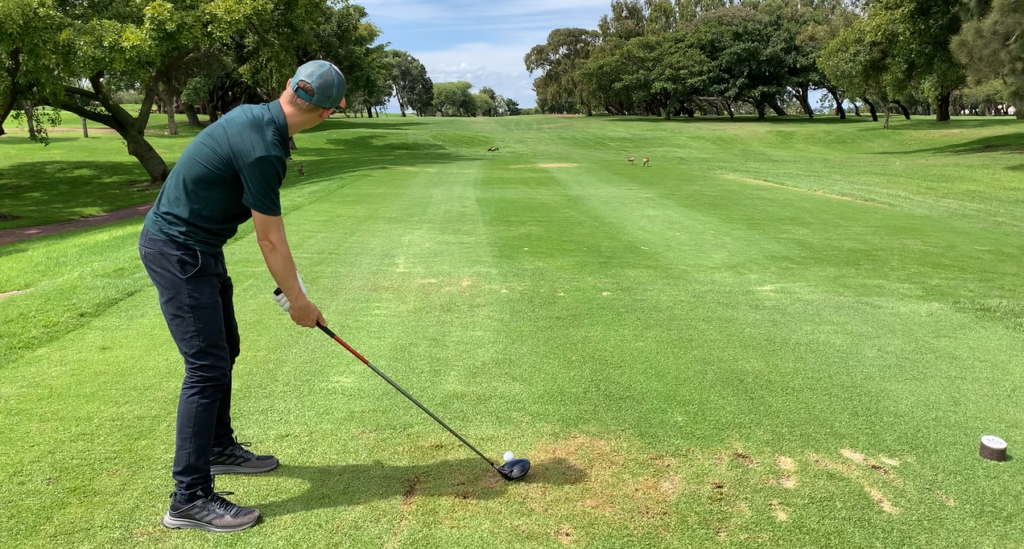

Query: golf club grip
<box><xmin>315</xmin><ymin>323</ymin><xmax>498</xmax><ymax>468</ymax></box>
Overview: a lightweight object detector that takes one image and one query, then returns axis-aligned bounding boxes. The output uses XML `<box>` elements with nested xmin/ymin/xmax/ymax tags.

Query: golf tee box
<box><xmin>979</xmin><ymin>435</ymin><xmax>1007</xmax><ymax>462</ymax></box>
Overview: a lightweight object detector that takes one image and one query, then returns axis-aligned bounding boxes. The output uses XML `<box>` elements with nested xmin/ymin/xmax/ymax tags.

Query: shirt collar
<box><xmin>267</xmin><ymin>99</ymin><xmax>290</xmax><ymax>154</ymax></box>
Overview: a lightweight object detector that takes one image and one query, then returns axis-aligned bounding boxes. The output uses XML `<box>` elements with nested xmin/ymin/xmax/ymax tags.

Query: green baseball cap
<box><xmin>291</xmin><ymin>60</ymin><xmax>347</xmax><ymax>109</ymax></box>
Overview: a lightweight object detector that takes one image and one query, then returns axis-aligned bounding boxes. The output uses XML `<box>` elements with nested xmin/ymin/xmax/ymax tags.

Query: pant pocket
<box><xmin>176</xmin><ymin>249</ymin><xmax>206</xmax><ymax>279</ymax></box>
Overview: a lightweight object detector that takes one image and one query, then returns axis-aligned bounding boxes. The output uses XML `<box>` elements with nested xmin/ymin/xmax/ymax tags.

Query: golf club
<box><xmin>275</xmin><ymin>289</ymin><xmax>530</xmax><ymax>481</ymax></box>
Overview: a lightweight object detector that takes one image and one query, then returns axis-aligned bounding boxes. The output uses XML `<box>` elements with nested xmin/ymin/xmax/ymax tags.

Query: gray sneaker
<box><xmin>210</xmin><ymin>440</ymin><xmax>279</xmax><ymax>475</ymax></box>
<box><xmin>162</xmin><ymin>491</ymin><xmax>260</xmax><ymax>533</ymax></box>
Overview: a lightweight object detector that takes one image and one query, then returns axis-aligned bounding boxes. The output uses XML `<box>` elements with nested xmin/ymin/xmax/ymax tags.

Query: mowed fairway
<box><xmin>2</xmin><ymin>114</ymin><xmax>1023</xmax><ymax>547</ymax></box>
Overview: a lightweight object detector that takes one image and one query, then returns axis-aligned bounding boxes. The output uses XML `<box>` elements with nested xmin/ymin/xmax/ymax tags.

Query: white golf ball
<box><xmin>503</xmin><ymin>451</ymin><xmax>515</xmax><ymax>462</ymax></box>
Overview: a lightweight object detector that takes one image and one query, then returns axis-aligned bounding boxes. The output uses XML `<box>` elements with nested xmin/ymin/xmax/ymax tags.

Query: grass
<box><xmin>2</xmin><ymin>113</ymin><xmax>1023</xmax><ymax>547</ymax></box>
<box><xmin>0</xmin><ymin>106</ymin><xmax>206</xmax><ymax>229</ymax></box>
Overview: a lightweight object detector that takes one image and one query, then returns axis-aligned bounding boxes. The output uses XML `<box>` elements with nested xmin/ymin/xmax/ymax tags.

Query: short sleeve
<box><xmin>239</xmin><ymin>155</ymin><xmax>286</xmax><ymax>216</ymax></box>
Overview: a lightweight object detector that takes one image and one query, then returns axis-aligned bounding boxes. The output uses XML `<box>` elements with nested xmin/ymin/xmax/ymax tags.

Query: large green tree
<box><xmin>525</xmin><ymin>28</ymin><xmax>601</xmax><ymax>115</ymax></box>
<box><xmin>432</xmin><ymin>81</ymin><xmax>473</xmax><ymax>116</ymax></box>
<box><xmin>953</xmin><ymin>0</ymin><xmax>1024</xmax><ymax>117</ymax></box>
<box><xmin>384</xmin><ymin>49</ymin><xmax>433</xmax><ymax>117</ymax></box>
<box><xmin>0</xmin><ymin>0</ymin><xmax>64</xmax><ymax>138</ymax></box>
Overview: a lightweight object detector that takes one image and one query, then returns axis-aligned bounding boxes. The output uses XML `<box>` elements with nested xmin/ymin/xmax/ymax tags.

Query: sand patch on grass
<box><xmin>865</xmin><ymin>485</ymin><xmax>899</xmax><ymax>514</ymax></box>
<box><xmin>0</xmin><ymin>290</ymin><xmax>25</xmax><ymax>300</ymax></box>
<box><xmin>723</xmin><ymin>174</ymin><xmax>884</xmax><ymax>206</ymax></box>
<box><xmin>435</xmin><ymin>440</ymin><xmax>948</xmax><ymax>542</ymax></box>
<box><xmin>733</xmin><ymin>451</ymin><xmax>758</xmax><ymax>468</ymax></box>
<box><xmin>770</xmin><ymin>500</ymin><xmax>789</xmax><ymax>521</ymax></box>
<box><xmin>933</xmin><ymin>490</ymin><xmax>955</xmax><ymax>506</ymax></box>
<box><xmin>556</xmin><ymin>524</ymin><xmax>575</xmax><ymax>544</ymax></box>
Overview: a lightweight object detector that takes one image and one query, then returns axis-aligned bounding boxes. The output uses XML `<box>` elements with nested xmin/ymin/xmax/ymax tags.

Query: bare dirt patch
<box><xmin>840</xmin><ymin>449</ymin><xmax>867</xmax><ymax>464</ymax></box>
<box><xmin>723</xmin><ymin>175</ymin><xmax>884</xmax><ymax>207</ymax></box>
<box><xmin>733</xmin><ymin>452</ymin><xmax>758</xmax><ymax>468</ymax></box>
<box><xmin>0</xmin><ymin>290</ymin><xmax>26</xmax><ymax>300</ymax></box>
<box><xmin>864</xmin><ymin>485</ymin><xmax>899</xmax><ymax>514</ymax></box>
<box><xmin>770</xmin><ymin>500</ymin><xmax>789</xmax><ymax>521</ymax></box>
<box><xmin>556</xmin><ymin>524</ymin><xmax>575</xmax><ymax>544</ymax></box>
<box><xmin>387</xmin><ymin>475</ymin><xmax>421</xmax><ymax>548</ymax></box>
<box><xmin>880</xmin><ymin>457</ymin><xmax>901</xmax><ymax>466</ymax></box>
<box><xmin>933</xmin><ymin>490</ymin><xmax>955</xmax><ymax>506</ymax></box>
<box><xmin>510</xmin><ymin>163</ymin><xmax>578</xmax><ymax>168</ymax></box>
<box><xmin>776</xmin><ymin>456</ymin><xmax>796</xmax><ymax>471</ymax></box>
<box><xmin>840</xmin><ymin>449</ymin><xmax>896</xmax><ymax>479</ymax></box>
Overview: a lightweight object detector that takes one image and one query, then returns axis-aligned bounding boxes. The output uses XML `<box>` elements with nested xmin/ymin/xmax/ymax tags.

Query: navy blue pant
<box><xmin>139</xmin><ymin>227</ymin><xmax>238</xmax><ymax>499</ymax></box>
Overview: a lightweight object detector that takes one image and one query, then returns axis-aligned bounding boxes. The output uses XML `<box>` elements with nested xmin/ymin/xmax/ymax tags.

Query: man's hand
<box><xmin>288</xmin><ymin>295</ymin><xmax>327</xmax><ymax>328</ymax></box>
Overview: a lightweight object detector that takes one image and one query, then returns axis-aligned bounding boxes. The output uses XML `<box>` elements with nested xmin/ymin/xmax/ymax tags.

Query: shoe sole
<box><xmin>162</xmin><ymin>513</ymin><xmax>260</xmax><ymax>533</ymax></box>
<box><xmin>211</xmin><ymin>461</ymin><xmax>279</xmax><ymax>475</ymax></box>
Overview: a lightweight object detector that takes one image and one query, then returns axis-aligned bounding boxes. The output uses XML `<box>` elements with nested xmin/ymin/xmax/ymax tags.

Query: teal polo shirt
<box><xmin>144</xmin><ymin>100</ymin><xmax>290</xmax><ymax>252</ymax></box>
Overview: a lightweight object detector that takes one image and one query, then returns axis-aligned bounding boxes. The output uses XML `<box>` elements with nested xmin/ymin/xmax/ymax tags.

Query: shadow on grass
<box><xmin>600</xmin><ymin>114</ymin><xmax>876</xmax><ymax>125</ymax></box>
<box><xmin>0</xmin><ymin>160</ymin><xmax>157</xmax><ymax>230</ymax></box>
<box><xmin>301</xmin><ymin>118</ymin><xmax>425</xmax><ymax>134</ymax></box>
<box><xmin>281</xmin><ymin>134</ymin><xmax>469</xmax><ymax>189</ymax></box>
<box><xmin>258</xmin><ymin>456</ymin><xmax>586</xmax><ymax>517</ymax></box>
<box><xmin>1</xmin><ymin>130</ymin><xmax>471</xmax><ymax>229</ymax></box>
<box><xmin>876</xmin><ymin>132</ymin><xmax>1024</xmax><ymax>156</ymax></box>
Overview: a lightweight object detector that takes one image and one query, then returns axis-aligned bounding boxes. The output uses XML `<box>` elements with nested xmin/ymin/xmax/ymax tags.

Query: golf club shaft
<box><xmin>315</xmin><ymin>323</ymin><xmax>499</xmax><ymax>469</ymax></box>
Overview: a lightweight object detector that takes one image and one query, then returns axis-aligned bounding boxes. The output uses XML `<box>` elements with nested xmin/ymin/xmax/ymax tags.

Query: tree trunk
<box><xmin>24</xmin><ymin>102</ymin><xmax>36</xmax><ymax>139</ymax></box>
<box><xmin>160</xmin><ymin>86</ymin><xmax>178</xmax><ymax>135</ymax></box>
<box><xmin>0</xmin><ymin>48</ymin><xmax>25</xmax><ymax>137</ymax></box>
<box><xmin>366</xmin><ymin>106</ymin><xmax>373</xmax><ymax>118</ymax></box>
<box><xmin>59</xmin><ymin>72</ymin><xmax>169</xmax><ymax>183</ymax></box>
<box><xmin>892</xmin><ymin>100</ymin><xmax>911</xmax><ymax>120</ymax></box>
<box><xmin>81</xmin><ymin>117</ymin><xmax>89</xmax><ymax>138</ymax></box>
<box><xmin>756</xmin><ymin>102</ymin><xmax>767</xmax><ymax>120</ymax></box>
<box><xmin>724</xmin><ymin>100</ymin><xmax>734</xmax><ymax>119</ymax></box>
<box><xmin>794</xmin><ymin>86</ymin><xmax>814</xmax><ymax>118</ymax></box>
<box><xmin>208</xmin><ymin>108</ymin><xmax>219</xmax><ymax>123</ymax></box>
<box><xmin>399</xmin><ymin>102</ymin><xmax>407</xmax><ymax>117</ymax></box>
<box><xmin>853</xmin><ymin>100</ymin><xmax>861</xmax><ymax>117</ymax></box>
<box><xmin>683</xmin><ymin>104</ymin><xmax>695</xmax><ymax>118</ymax></box>
<box><xmin>827</xmin><ymin>87</ymin><xmax>845</xmax><ymax>120</ymax></box>
<box><xmin>881</xmin><ymin>101</ymin><xmax>891</xmax><ymax>129</ymax></box>
<box><xmin>183</xmin><ymin>103</ymin><xmax>201</xmax><ymax>126</ymax></box>
<box><xmin>862</xmin><ymin>98</ymin><xmax>878</xmax><ymax>122</ymax></box>
<box><xmin>936</xmin><ymin>90</ymin><xmax>952</xmax><ymax>122</ymax></box>
<box><xmin>769</xmin><ymin>98</ymin><xmax>787</xmax><ymax>117</ymax></box>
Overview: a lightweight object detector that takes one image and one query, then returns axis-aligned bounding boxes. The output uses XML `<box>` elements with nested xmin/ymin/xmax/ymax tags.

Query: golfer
<box><xmin>138</xmin><ymin>60</ymin><xmax>346</xmax><ymax>532</ymax></box>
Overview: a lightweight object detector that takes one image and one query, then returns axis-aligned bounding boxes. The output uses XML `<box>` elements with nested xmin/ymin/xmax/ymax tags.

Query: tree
<box><xmin>820</xmin><ymin>20</ymin><xmax>895</xmax><ymax>126</ymax></box>
<box><xmin>687</xmin><ymin>7</ymin><xmax>796</xmax><ymax>120</ymax></box>
<box><xmin>19</xmin><ymin>0</ymin><xmax>329</xmax><ymax>182</ymax></box>
<box><xmin>0</xmin><ymin>0</ymin><xmax>64</xmax><ymax>140</ymax></box>
<box><xmin>504</xmin><ymin>97</ymin><xmax>522</xmax><ymax>116</ymax></box>
<box><xmin>798</xmin><ymin>0</ymin><xmax>860</xmax><ymax>119</ymax></box>
<box><xmin>953</xmin><ymin>0</ymin><xmax>1024</xmax><ymax>118</ymax></box>
<box><xmin>525</xmin><ymin>28</ymin><xmax>601</xmax><ymax>115</ymax></box>
<box><xmin>471</xmin><ymin>92</ymin><xmax>496</xmax><ymax>117</ymax></box>
<box><xmin>384</xmin><ymin>50</ymin><xmax>433</xmax><ymax>117</ymax></box>
<box><xmin>433</xmin><ymin>81</ymin><xmax>473</xmax><ymax>116</ymax></box>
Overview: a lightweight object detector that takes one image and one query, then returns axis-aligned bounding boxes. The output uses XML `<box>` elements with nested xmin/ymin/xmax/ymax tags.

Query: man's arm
<box><xmin>252</xmin><ymin>210</ymin><xmax>326</xmax><ymax>328</ymax></box>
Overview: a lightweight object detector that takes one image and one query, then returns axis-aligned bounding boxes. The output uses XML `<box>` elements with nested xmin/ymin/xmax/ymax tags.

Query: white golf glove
<box><xmin>273</xmin><ymin>272</ymin><xmax>307</xmax><ymax>313</ymax></box>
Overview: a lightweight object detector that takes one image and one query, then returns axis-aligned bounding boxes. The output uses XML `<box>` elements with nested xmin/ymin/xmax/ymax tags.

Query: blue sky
<box><xmin>361</xmin><ymin>0</ymin><xmax>613</xmax><ymax>109</ymax></box>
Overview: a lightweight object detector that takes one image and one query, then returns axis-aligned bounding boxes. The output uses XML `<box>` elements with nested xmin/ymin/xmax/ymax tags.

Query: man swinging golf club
<box><xmin>139</xmin><ymin>60</ymin><xmax>346</xmax><ymax>533</ymax></box>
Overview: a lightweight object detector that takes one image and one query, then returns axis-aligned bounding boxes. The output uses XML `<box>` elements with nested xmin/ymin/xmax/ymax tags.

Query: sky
<box><xmin>360</xmin><ymin>0</ymin><xmax>613</xmax><ymax>109</ymax></box>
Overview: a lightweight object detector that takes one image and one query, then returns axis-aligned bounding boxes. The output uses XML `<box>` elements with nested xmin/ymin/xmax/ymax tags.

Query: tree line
<box><xmin>525</xmin><ymin>0</ymin><xmax>1023</xmax><ymax>127</ymax></box>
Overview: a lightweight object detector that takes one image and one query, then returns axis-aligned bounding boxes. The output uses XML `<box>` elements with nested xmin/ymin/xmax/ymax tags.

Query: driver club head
<box><xmin>497</xmin><ymin>458</ymin><xmax>531</xmax><ymax>481</ymax></box>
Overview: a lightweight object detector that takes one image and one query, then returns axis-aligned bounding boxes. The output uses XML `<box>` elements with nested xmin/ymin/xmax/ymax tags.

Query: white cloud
<box><xmin>416</xmin><ymin>41</ymin><xmax>543</xmax><ymax>106</ymax></box>
<box><xmin>363</xmin><ymin>0</ymin><xmax>609</xmax><ymax>110</ymax></box>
